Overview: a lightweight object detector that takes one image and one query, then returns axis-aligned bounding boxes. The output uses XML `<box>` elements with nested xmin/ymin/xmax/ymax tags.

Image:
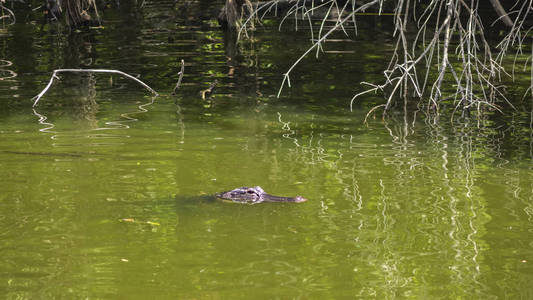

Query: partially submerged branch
<box><xmin>171</xmin><ymin>59</ymin><xmax>185</xmax><ymax>96</ymax></box>
<box><xmin>32</xmin><ymin>69</ymin><xmax>159</xmax><ymax>107</ymax></box>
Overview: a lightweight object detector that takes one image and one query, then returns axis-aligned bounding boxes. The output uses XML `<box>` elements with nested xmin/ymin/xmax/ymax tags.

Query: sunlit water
<box><xmin>1</xmin><ymin>1</ymin><xmax>532</xmax><ymax>299</ymax></box>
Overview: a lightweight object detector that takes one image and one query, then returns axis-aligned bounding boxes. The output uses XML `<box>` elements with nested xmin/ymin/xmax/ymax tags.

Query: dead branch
<box><xmin>32</xmin><ymin>69</ymin><xmax>159</xmax><ymax>107</ymax></box>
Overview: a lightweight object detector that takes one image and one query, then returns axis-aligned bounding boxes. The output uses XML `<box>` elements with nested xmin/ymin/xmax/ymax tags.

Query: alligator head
<box><xmin>215</xmin><ymin>186</ymin><xmax>307</xmax><ymax>204</ymax></box>
<box><xmin>215</xmin><ymin>186</ymin><xmax>266</xmax><ymax>204</ymax></box>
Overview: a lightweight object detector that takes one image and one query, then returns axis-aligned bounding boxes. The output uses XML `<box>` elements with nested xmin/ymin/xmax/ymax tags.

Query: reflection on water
<box><xmin>0</xmin><ymin>1</ymin><xmax>532</xmax><ymax>299</ymax></box>
<box><xmin>0</xmin><ymin>59</ymin><xmax>17</xmax><ymax>81</ymax></box>
<box><xmin>33</xmin><ymin>95</ymin><xmax>156</xmax><ymax>148</ymax></box>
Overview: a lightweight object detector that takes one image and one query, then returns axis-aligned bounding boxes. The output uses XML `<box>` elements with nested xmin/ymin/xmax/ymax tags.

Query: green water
<box><xmin>1</xmin><ymin>1</ymin><xmax>533</xmax><ymax>299</ymax></box>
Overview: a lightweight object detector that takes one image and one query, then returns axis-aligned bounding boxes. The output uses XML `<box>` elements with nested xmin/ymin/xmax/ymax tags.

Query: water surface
<box><xmin>1</xmin><ymin>1</ymin><xmax>532</xmax><ymax>299</ymax></box>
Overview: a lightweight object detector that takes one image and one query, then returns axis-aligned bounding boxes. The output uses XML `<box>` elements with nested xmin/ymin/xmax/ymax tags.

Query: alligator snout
<box><xmin>292</xmin><ymin>196</ymin><xmax>307</xmax><ymax>203</ymax></box>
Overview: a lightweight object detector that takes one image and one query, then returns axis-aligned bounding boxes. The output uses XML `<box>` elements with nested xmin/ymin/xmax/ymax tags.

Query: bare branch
<box><xmin>241</xmin><ymin>0</ymin><xmax>532</xmax><ymax>120</ymax></box>
<box><xmin>32</xmin><ymin>69</ymin><xmax>159</xmax><ymax>107</ymax></box>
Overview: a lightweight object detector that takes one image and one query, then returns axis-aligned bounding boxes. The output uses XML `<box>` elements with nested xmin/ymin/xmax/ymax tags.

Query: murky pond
<box><xmin>1</xmin><ymin>1</ymin><xmax>532</xmax><ymax>299</ymax></box>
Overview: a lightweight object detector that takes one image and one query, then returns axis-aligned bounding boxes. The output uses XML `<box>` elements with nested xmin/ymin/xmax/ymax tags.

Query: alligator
<box><xmin>215</xmin><ymin>186</ymin><xmax>307</xmax><ymax>204</ymax></box>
